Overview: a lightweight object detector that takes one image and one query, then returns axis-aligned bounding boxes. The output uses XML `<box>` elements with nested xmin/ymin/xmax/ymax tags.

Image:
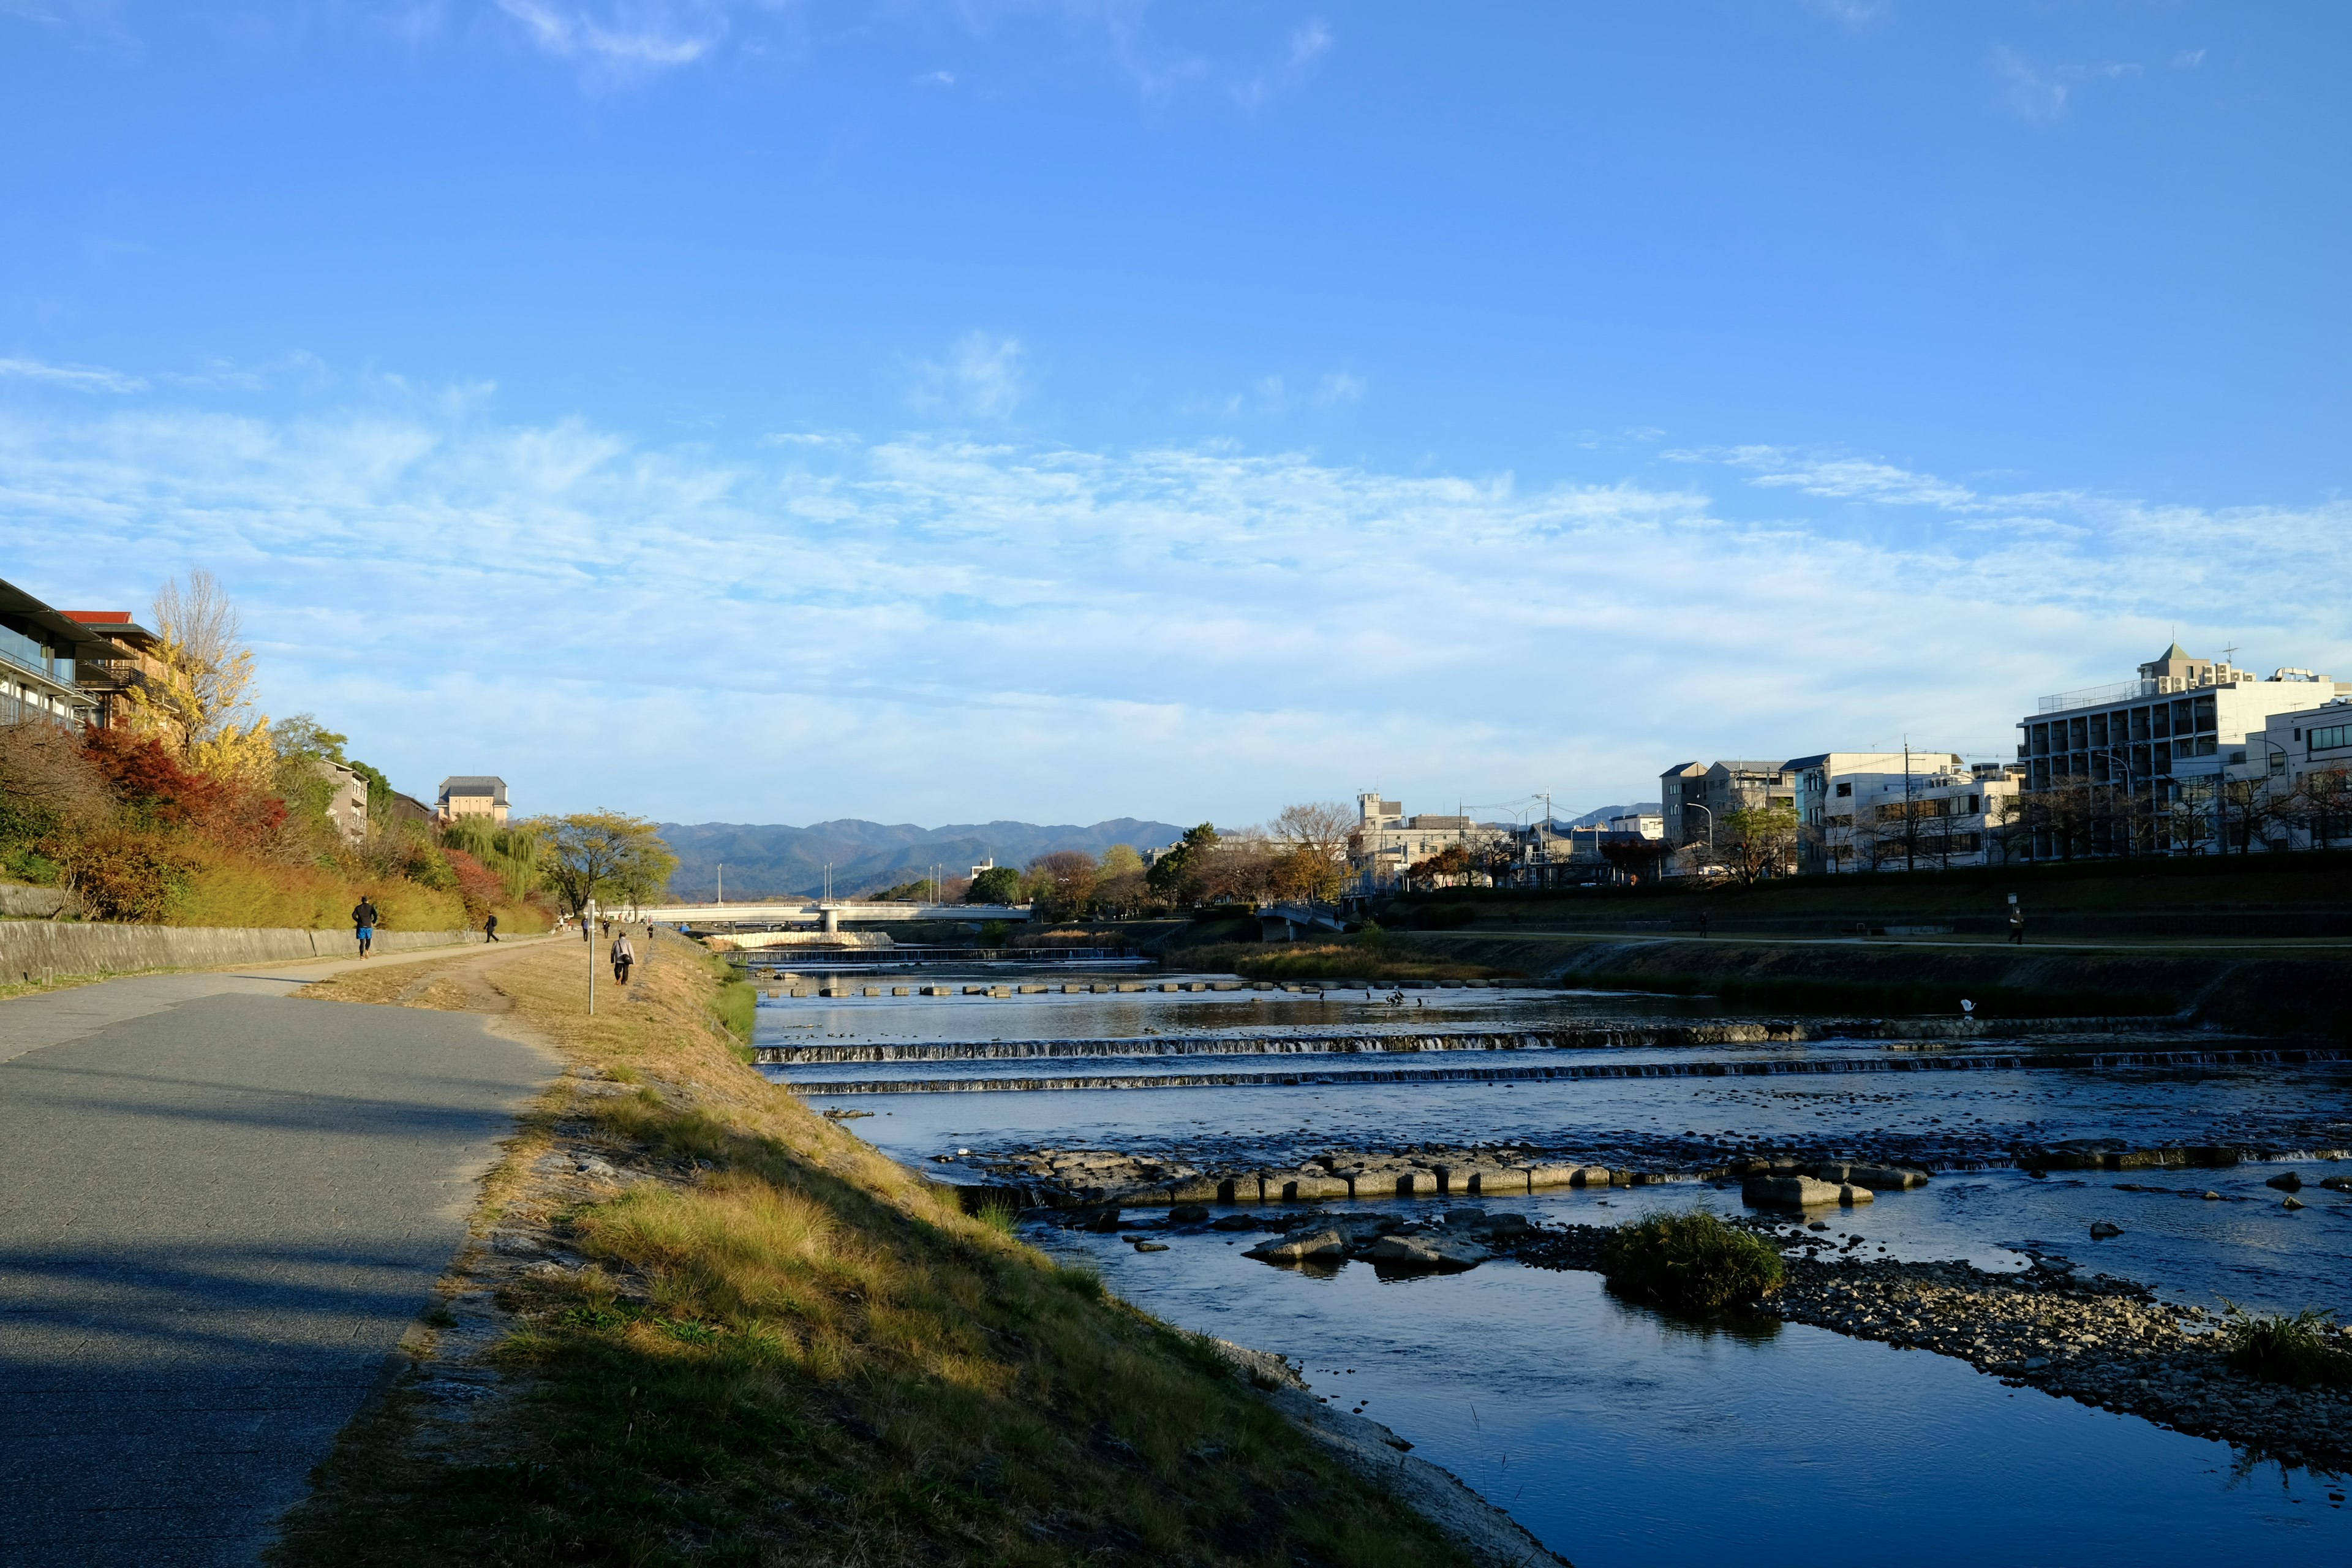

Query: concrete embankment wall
<box><xmin>1515</xmin><ymin>938</ymin><xmax>2352</xmax><ymax>1044</ymax></box>
<box><xmin>0</xmin><ymin>921</ymin><xmax>480</xmax><ymax>983</ymax></box>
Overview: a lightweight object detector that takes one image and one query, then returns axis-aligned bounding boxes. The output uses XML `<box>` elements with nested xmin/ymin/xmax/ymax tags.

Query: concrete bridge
<box><xmin>1257</xmin><ymin>902</ymin><xmax>1349</xmax><ymax>941</ymax></box>
<box><xmin>633</xmin><ymin>900</ymin><xmax>1032</xmax><ymax>933</ymax></box>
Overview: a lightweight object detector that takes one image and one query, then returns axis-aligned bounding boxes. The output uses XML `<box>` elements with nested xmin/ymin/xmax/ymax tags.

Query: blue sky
<box><xmin>4</xmin><ymin>1</ymin><xmax>2347</xmax><ymax>827</ymax></box>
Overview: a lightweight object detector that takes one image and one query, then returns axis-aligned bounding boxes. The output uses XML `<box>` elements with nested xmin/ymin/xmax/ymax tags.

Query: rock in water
<box><xmin>2089</xmin><ymin>1221</ymin><xmax>2124</xmax><ymax>1239</ymax></box>
<box><xmin>1744</xmin><ymin>1174</ymin><xmax>1844</xmax><ymax>1208</ymax></box>
<box><xmin>2265</xmin><ymin>1172</ymin><xmax>2304</xmax><ymax>1192</ymax></box>
<box><xmin>1368</xmin><ymin>1233</ymin><xmax>1488</xmax><ymax>1272</ymax></box>
<box><xmin>1169</xmin><ymin>1203</ymin><xmax>1210</xmax><ymax>1223</ymax></box>
<box><xmin>1846</xmin><ymin>1163</ymin><xmax>1931</xmax><ymax>1190</ymax></box>
<box><xmin>1245</xmin><ymin>1228</ymin><xmax>1349</xmax><ymax>1264</ymax></box>
<box><xmin>1839</xmin><ymin>1183</ymin><xmax>1875</xmax><ymax>1206</ymax></box>
<box><xmin>2283</xmin><ymin>1196</ymin><xmax>2306</xmax><ymax>1210</ymax></box>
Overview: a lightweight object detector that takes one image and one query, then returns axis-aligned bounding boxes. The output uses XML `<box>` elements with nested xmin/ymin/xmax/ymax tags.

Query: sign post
<box><xmin>587</xmin><ymin>896</ymin><xmax>597</xmax><ymax>1016</ymax></box>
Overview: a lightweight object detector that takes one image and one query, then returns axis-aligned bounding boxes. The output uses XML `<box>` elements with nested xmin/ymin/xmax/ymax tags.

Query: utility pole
<box><xmin>1904</xmin><ymin>738</ymin><xmax>1917</xmax><ymax>873</ymax></box>
<box><xmin>586</xmin><ymin>895</ymin><xmax>597</xmax><ymax>1016</ymax></box>
<box><xmin>717</xmin><ymin>864</ymin><xmax>723</xmax><ymax>907</ymax></box>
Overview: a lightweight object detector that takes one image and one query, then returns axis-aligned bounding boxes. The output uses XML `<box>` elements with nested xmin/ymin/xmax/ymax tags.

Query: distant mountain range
<box><xmin>657</xmin><ymin>818</ymin><xmax>1189</xmax><ymax>901</ymax></box>
<box><xmin>1555</xmin><ymin>803</ymin><xmax>1660</xmax><ymax>828</ymax></box>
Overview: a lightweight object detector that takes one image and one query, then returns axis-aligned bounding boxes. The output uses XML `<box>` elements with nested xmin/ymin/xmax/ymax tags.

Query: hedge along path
<box><xmin>268</xmin><ymin>933</ymin><xmax>1483</xmax><ymax>1568</ymax></box>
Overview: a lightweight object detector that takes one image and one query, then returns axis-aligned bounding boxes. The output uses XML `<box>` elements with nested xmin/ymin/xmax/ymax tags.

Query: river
<box><xmin>756</xmin><ymin>968</ymin><xmax>2352</xmax><ymax>1566</ymax></box>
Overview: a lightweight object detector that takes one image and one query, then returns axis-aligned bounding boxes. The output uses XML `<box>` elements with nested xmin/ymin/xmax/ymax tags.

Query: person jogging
<box><xmin>611</xmin><ymin>932</ymin><xmax>636</xmax><ymax>986</ymax></box>
<box><xmin>484</xmin><ymin>911</ymin><xmax>500</xmax><ymax>943</ymax></box>
<box><xmin>352</xmin><ymin>895</ymin><xmax>380</xmax><ymax>959</ymax></box>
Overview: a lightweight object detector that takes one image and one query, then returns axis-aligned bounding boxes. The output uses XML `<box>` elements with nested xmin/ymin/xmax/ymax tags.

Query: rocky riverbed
<box><xmin>969</xmin><ymin>1136</ymin><xmax>2352</xmax><ymax>1211</ymax></box>
<box><xmin>1095</xmin><ymin>1197</ymin><xmax>2352</xmax><ymax>1475</ymax></box>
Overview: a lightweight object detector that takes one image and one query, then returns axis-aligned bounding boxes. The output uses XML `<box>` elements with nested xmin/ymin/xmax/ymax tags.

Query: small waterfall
<box><xmin>776</xmin><ymin>1044</ymin><xmax>2347</xmax><ymax>1095</ymax></box>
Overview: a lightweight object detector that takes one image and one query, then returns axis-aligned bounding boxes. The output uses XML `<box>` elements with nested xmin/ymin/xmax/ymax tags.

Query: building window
<box><xmin>1834</xmin><ymin>781</ymin><xmax>1852</xmax><ymax>797</ymax></box>
<box><xmin>2312</xmin><ymin>724</ymin><xmax>2351</xmax><ymax>753</ymax></box>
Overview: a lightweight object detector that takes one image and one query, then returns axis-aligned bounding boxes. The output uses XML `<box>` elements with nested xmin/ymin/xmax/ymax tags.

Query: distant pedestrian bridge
<box><xmin>632</xmin><ymin>900</ymin><xmax>1032</xmax><ymax>932</ymax></box>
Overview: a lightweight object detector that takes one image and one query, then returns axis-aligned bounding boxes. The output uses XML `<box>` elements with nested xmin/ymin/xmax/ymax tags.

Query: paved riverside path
<box><xmin>0</xmin><ymin>942</ymin><xmax>559</xmax><ymax>1566</ymax></box>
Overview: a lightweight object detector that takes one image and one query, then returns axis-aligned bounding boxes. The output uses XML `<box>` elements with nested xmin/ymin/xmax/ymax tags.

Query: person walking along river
<box><xmin>611</xmin><ymin>932</ymin><xmax>635</xmax><ymax>986</ymax></box>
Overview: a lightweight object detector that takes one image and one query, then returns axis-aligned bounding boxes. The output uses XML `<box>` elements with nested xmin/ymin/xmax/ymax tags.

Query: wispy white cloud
<box><xmin>1801</xmin><ymin>0</ymin><xmax>1890</xmax><ymax>28</ymax></box>
<box><xmin>493</xmin><ymin>0</ymin><xmax>725</xmax><ymax>73</ymax></box>
<box><xmin>1229</xmin><ymin>14</ymin><xmax>1332</xmax><ymax>111</ymax></box>
<box><xmin>1313</xmin><ymin>371</ymin><xmax>1365</xmax><ymax>407</ymax></box>
<box><xmin>911</xmin><ymin>67</ymin><xmax>955</xmax><ymax>87</ymax></box>
<box><xmin>1992</xmin><ymin>45</ymin><xmax>2067</xmax><ymax>123</ymax></box>
<box><xmin>2173</xmin><ymin>48</ymin><xmax>2206</xmax><ymax>69</ymax></box>
<box><xmin>908</xmin><ymin>331</ymin><xmax>1027</xmax><ymax>421</ymax></box>
<box><xmin>1682</xmin><ymin>444</ymin><xmax>1980</xmax><ymax>509</ymax></box>
<box><xmin>1991</xmin><ymin>47</ymin><xmax>2144</xmax><ymax>124</ymax></box>
<box><xmin>7</xmin><ymin>394</ymin><xmax>2348</xmax><ymax>823</ymax></box>
<box><xmin>0</xmin><ymin>355</ymin><xmax>146</xmax><ymax>393</ymax></box>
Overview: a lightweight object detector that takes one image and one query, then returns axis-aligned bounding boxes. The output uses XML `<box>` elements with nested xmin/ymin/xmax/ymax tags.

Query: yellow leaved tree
<box><xmin>121</xmin><ymin>571</ymin><xmax>272</xmax><ymax>781</ymax></box>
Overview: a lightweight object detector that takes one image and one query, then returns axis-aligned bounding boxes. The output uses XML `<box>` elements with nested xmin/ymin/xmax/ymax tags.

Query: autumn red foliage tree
<box><xmin>81</xmin><ymin>728</ymin><xmax>285</xmax><ymax>850</ymax></box>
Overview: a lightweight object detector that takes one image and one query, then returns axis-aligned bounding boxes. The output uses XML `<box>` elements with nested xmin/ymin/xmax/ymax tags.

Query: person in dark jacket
<box><xmin>484</xmin><ymin>911</ymin><xmax>500</xmax><ymax>943</ymax></box>
<box><xmin>352</xmin><ymin>896</ymin><xmax>380</xmax><ymax>958</ymax></box>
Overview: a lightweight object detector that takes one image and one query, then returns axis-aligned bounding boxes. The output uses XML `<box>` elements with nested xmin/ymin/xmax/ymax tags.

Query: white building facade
<box><xmin>2014</xmin><ymin>644</ymin><xmax>2341</xmax><ymax>861</ymax></box>
<box><xmin>1349</xmin><ymin>793</ymin><xmax>1509</xmax><ymax>892</ymax></box>
<box><xmin>1792</xmin><ymin>751</ymin><xmax>2019</xmax><ymax>873</ymax></box>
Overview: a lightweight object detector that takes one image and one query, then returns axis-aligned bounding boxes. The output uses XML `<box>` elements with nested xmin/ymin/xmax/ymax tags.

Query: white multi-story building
<box><xmin>2173</xmin><ymin>696</ymin><xmax>2352</xmax><ymax>853</ymax></box>
<box><xmin>2015</xmin><ymin>644</ymin><xmax>2341</xmax><ymax>860</ymax></box>
<box><xmin>1349</xmin><ymin>792</ymin><xmax>1509</xmax><ymax>892</ymax></box>
<box><xmin>1791</xmin><ymin>751</ymin><xmax>2019</xmax><ymax>873</ymax></box>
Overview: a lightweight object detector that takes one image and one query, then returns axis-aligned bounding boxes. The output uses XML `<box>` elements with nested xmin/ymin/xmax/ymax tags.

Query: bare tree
<box><xmin>1272</xmin><ymin>801</ymin><xmax>1353</xmax><ymax>861</ymax></box>
<box><xmin>2291</xmin><ymin>766</ymin><xmax>2347</xmax><ymax>851</ymax></box>
<box><xmin>125</xmin><ymin>570</ymin><xmax>260</xmax><ymax>756</ymax></box>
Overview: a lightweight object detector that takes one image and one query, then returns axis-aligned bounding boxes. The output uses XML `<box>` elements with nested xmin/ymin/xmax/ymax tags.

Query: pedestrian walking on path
<box><xmin>352</xmin><ymin>894</ymin><xmax>379</xmax><ymax>958</ymax></box>
<box><xmin>2008</xmin><ymin>902</ymin><xmax>2026</xmax><ymax>945</ymax></box>
<box><xmin>484</xmin><ymin>911</ymin><xmax>500</xmax><ymax>943</ymax></box>
<box><xmin>611</xmin><ymin>932</ymin><xmax>636</xmax><ymax>986</ymax></box>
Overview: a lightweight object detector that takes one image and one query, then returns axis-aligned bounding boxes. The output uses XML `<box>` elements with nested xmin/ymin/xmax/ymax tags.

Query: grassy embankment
<box><xmin>271</xmin><ymin>937</ymin><xmax>1472</xmax><ymax>1567</ymax></box>
<box><xmin>1383</xmin><ymin>853</ymin><xmax>2352</xmax><ymax>943</ymax></box>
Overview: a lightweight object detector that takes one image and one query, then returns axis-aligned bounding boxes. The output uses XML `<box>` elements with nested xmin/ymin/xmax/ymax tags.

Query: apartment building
<box><xmin>1792</xmin><ymin>751</ymin><xmax>2019</xmax><ymax>873</ymax></box>
<box><xmin>0</xmin><ymin>577</ymin><xmax>116</xmax><ymax>728</ymax></box>
<box><xmin>2015</xmin><ymin>644</ymin><xmax>2340</xmax><ymax>859</ymax></box>
<box><xmin>1657</xmin><ymin>760</ymin><xmax>1796</xmax><ymax>849</ymax></box>
<box><xmin>437</xmin><ymin>776</ymin><xmax>510</xmax><ymax>826</ymax></box>
<box><xmin>1349</xmin><ymin>791</ymin><xmax>1509</xmax><ymax>892</ymax></box>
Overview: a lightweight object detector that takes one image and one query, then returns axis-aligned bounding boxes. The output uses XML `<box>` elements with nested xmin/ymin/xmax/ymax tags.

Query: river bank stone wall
<box><xmin>0</xmin><ymin>921</ymin><xmax>480</xmax><ymax>984</ymax></box>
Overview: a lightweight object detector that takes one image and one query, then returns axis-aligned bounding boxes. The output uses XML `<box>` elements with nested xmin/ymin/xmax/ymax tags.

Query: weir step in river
<box><xmin>770</xmin><ymin>1043</ymin><xmax>2343</xmax><ymax>1093</ymax></box>
<box><xmin>754</xmin><ymin>1017</ymin><xmax>2203</xmax><ymax>1065</ymax></box>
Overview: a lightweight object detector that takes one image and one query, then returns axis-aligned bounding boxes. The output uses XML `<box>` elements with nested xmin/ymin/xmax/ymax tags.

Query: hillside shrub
<box><xmin>1600</xmin><ymin>1210</ymin><xmax>1784</xmax><ymax>1313</ymax></box>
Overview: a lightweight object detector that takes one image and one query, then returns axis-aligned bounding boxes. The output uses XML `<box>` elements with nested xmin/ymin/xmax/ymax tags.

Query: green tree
<box><xmin>1721</xmin><ymin>802</ymin><xmax>1800</xmax><ymax>883</ymax></box>
<box><xmin>967</xmin><ymin>865</ymin><xmax>1024</xmax><ymax>905</ymax></box>
<box><xmin>534</xmin><ymin>811</ymin><xmax>676</xmax><ymax>916</ymax></box>
<box><xmin>1144</xmin><ymin>823</ymin><xmax>1219</xmax><ymax>903</ymax></box>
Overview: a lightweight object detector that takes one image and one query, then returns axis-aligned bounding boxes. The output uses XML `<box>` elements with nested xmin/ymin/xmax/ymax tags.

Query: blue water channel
<box><xmin>757</xmin><ymin>977</ymin><xmax>2352</xmax><ymax>1564</ymax></box>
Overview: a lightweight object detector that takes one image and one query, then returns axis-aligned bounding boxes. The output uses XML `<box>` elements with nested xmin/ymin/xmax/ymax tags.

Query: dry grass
<box><xmin>1182</xmin><ymin>938</ymin><xmax>1511</xmax><ymax>984</ymax></box>
<box><xmin>271</xmin><ymin>936</ymin><xmax>1473</xmax><ymax>1568</ymax></box>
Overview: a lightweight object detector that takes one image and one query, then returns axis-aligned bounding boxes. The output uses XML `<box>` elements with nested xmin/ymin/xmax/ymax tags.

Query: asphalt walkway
<box><xmin>0</xmin><ymin>941</ymin><xmax>557</xmax><ymax>1566</ymax></box>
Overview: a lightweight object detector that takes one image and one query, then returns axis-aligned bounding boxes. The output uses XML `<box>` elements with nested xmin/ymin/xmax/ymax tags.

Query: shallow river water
<box><xmin>758</xmin><ymin>975</ymin><xmax>2352</xmax><ymax>1565</ymax></box>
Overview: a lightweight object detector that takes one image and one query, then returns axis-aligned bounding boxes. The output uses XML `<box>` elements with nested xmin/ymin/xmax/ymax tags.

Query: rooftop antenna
<box><xmin>2222</xmin><ymin>641</ymin><xmax>2240</xmax><ymax>665</ymax></box>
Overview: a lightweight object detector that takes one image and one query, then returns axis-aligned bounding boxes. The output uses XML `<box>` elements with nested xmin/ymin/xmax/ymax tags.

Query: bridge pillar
<box><xmin>821</xmin><ymin>907</ymin><xmax>840</xmax><ymax>934</ymax></box>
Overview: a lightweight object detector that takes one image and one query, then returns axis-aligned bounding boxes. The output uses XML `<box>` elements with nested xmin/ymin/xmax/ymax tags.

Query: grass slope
<box><xmin>271</xmin><ymin>939</ymin><xmax>1473</xmax><ymax>1568</ymax></box>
